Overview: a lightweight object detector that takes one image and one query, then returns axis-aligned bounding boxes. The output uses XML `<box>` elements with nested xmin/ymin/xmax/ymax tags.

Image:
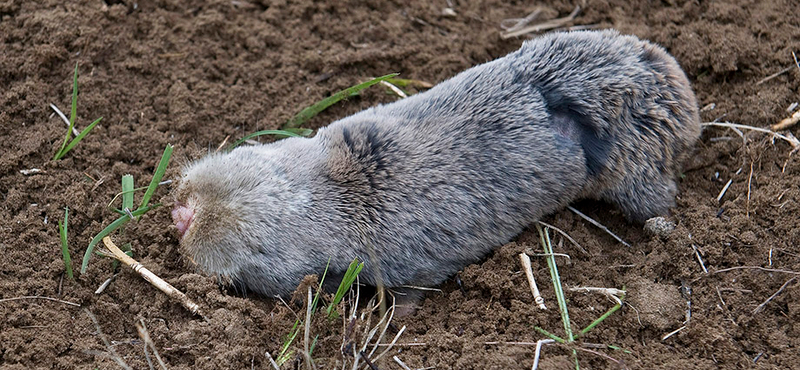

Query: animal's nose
<box><xmin>171</xmin><ymin>202</ymin><xmax>195</xmax><ymax>238</ymax></box>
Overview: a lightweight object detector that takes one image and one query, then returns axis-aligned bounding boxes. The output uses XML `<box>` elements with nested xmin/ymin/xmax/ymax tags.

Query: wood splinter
<box><xmin>101</xmin><ymin>236</ymin><xmax>206</xmax><ymax>319</ymax></box>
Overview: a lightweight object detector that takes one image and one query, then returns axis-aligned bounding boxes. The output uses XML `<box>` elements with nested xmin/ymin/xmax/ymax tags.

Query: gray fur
<box><xmin>174</xmin><ymin>30</ymin><xmax>700</xmax><ymax>297</ymax></box>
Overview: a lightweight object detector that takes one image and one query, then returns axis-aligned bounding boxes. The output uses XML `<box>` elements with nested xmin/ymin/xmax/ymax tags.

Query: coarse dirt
<box><xmin>2</xmin><ymin>0</ymin><xmax>800</xmax><ymax>369</ymax></box>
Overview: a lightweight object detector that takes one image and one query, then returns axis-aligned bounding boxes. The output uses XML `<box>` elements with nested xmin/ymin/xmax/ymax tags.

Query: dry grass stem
<box><xmin>380</xmin><ymin>81</ymin><xmax>408</xmax><ymax>98</ymax></box>
<box><xmin>755</xmin><ymin>66</ymin><xmax>793</xmax><ymax>85</ymax></box>
<box><xmin>703</xmin><ymin>121</ymin><xmax>800</xmax><ymax>149</ymax></box>
<box><xmin>304</xmin><ymin>286</ymin><xmax>315</xmax><ymax>370</ymax></box>
<box><xmin>500</xmin><ymin>8</ymin><xmax>543</xmax><ymax>32</ymax></box>
<box><xmin>531</xmin><ymin>339</ymin><xmax>555</xmax><ymax>370</ymax></box>
<box><xmin>575</xmin><ymin>346</ymin><xmax>628</xmax><ymax>369</ymax></box>
<box><xmin>691</xmin><ymin>244</ymin><xmax>709</xmax><ymax>274</ymax></box>
<box><xmin>537</xmin><ymin>221</ymin><xmax>587</xmax><ymax>254</ymax></box>
<box><xmin>50</xmin><ymin>103</ymin><xmax>80</xmax><ymax>136</ymax></box>
<box><xmin>519</xmin><ymin>253</ymin><xmax>547</xmax><ymax>310</ymax></box>
<box><xmin>567</xmin><ymin>206</ymin><xmax>631</xmax><ymax>247</ymax></box>
<box><xmin>101</xmin><ymin>237</ymin><xmax>205</xmax><ymax>318</ymax></box>
<box><xmin>136</xmin><ymin>319</ymin><xmax>168</xmax><ymax>370</ymax></box>
<box><xmin>0</xmin><ymin>296</ymin><xmax>80</xmax><ymax>307</ymax></box>
<box><xmin>713</xmin><ymin>266</ymin><xmax>800</xmax><ymax>275</ymax></box>
<box><xmin>265</xmin><ymin>351</ymin><xmax>281</xmax><ymax>370</ymax></box>
<box><xmin>661</xmin><ymin>325</ymin><xmax>686</xmax><ymax>341</ymax></box>
<box><xmin>393</xmin><ymin>356</ymin><xmax>413</xmax><ymax>370</ymax></box>
<box><xmin>95</xmin><ymin>274</ymin><xmax>117</xmax><ymax>294</ymax></box>
<box><xmin>501</xmin><ymin>6</ymin><xmax>581</xmax><ymax>39</ymax></box>
<box><xmin>753</xmin><ymin>277</ymin><xmax>797</xmax><ymax>314</ymax></box>
<box><xmin>215</xmin><ymin>135</ymin><xmax>231</xmax><ymax>153</ymax></box>
<box><xmin>716</xmin><ymin>179</ymin><xmax>733</xmax><ymax>202</ymax></box>
<box><xmin>568</xmin><ymin>286</ymin><xmax>625</xmax><ymax>305</ymax></box>
<box><xmin>85</xmin><ymin>308</ymin><xmax>132</xmax><ymax>370</ymax></box>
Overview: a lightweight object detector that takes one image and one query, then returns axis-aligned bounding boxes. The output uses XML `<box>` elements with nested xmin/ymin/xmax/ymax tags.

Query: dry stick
<box><xmin>567</xmin><ymin>206</ymin><xmax>631</xmax><ymax>247</ymax></box>
<box><xmin>265</xmin><ymin>351</ymin><xmax>281</xmax><ymax>370</ymax></box>
<box><xmin>703</xmin><ymin>121</ymin><xmax>800</xmax><ymax>149</ymax></box>
<box><xmin>755</xmin><ymin>66</ymin><xmax>793</xmax><ymax>85</ymax></box>
<box><xmin>537</xmin><ymin>221</ymin><xmax>587</xmax><ymax>254</ymax></box>
<box><xmin>661</xmin><ymin>325</ymin><xmax>686</xmax><ymax>341</ymax></box>
<box><xmin>691</xmin><ymin>244</ymin><xmax>709</xmax><ymax>274</ymax></box>
<box><xmin>501</xmin><ymin>5</ymin><xmax>581</xmax><ymax>39</ymax></box>
<box><xmin>392</xmin><ymin>356</ymin><xmax>413</xmax><ymax>370</ymax></box>
<box><xmin>753</xmin><ymin>277</ymin><xmax>797</xmax><ymax>314</ymax></box>
<box><xmin>500</xmin><ymin>8</ymin><xmax>543</xmax><ymax>32</ymax></box>
<box><xmin>0</xmin><ymin>296</ymin><xmax>80</xmax><ymax>307</ymax></box>
<box><xmin>568</xmin><ymin>286</ymin><xmax>625</xmax><ymax>305</ymax></box>
<box><xmin>85</xmin><ymin>308</ymin><xmax>132</xmax><ymax>370</ymax></box>
<box><xmin>575</xmin><ymin>347</ymin><xmax>628</xmax><ymax>369</ymax></box>
<box><xmin>372</xmin><ymin>325</ymin><xmax>407</xmax><ymax>363</ymax></box>
<box><xmin>136</xmin><ymin>319</ymin><xmax>168</xmax><ymax>370</ymax></box>
<box><xmin>519</xmin><ymin>253</ymin><xmax>547</xmax><ymax>310</ymax></box>
<box><xmin>716</xmin><ymin>179</ymin><xmax>734</xmax><ymax>202</ymax></box>
<box><xmin>215</xmin><ymin>135</ymin><xmax>231</xmax><ymax>153</ymax></box>
<box><xmin>713</xmin><ymin>266</ymin><xmax>800</xmax><ymax>275</ymax></box>
<box><xmin>101</xmin><ymin>237</ymin><xmax>205</xmax><ymax>318</ymax></box>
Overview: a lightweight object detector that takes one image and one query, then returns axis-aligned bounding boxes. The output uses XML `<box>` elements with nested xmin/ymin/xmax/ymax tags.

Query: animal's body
<box><xmin>172</xmin><ymin>30</ymin><xmax>700</xmax><ymax>297</ymax></box>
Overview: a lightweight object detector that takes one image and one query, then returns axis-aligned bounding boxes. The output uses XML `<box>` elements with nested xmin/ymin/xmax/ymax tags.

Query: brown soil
<box><xmin>2</xmin><ymin>0</ymin><xmax>799</xmax><ymax>369</ymax></box>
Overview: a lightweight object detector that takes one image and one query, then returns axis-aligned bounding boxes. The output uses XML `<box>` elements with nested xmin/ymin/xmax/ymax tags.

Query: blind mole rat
<box><xmin>172</xmin><ymin>30</ymin><xmax>700</xmax><ymax>297</ymax></box>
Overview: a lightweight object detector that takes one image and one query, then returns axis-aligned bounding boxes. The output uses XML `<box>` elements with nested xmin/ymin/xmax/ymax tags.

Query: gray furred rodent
<box><xmin>172</xmin><ymin>30</ymin><xmax>700</xmax><ymax>297</ymax></box>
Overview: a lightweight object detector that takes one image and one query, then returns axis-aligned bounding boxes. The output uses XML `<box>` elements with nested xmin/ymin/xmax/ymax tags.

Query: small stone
<box><xmin>644</xmin><ymin>216</ymin><xmax>675</xmax><ymax>238</ymax></box>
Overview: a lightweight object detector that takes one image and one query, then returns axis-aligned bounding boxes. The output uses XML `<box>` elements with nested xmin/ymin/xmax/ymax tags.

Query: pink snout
<box><xmin>171</xmin><ymin>203</ymin><xmax>195</xmax><ymax>238</ymax></box>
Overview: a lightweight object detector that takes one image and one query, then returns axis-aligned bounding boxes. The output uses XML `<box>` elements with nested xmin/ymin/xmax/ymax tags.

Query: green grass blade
<box><xmin>277</xmin><ymin>320</ymin><xmax>301</xmax><ymax>365</ymax></box>
<box><xmin>227</xmin><ymin>129</ymin><xmax>311</xmax><ymax>151</ymax></box>
<box><xmin>54</xmin><ymin>63</ymin><xmax>80</xmax><ymax>160</ymax></box>
<box><xmin>138</xmin><ymin>145</ymin><xmax>173</xmax><ymax>210</ymax></box>
<box><xmin>59</xmin><ymin>116</ymin><xmax>102</xmax><ymax>158</ymax></box>
<box><xmin>576</xmin><ymin>300</ymin><xmax>623</xmax><ymax>339</ymax></box>
<box><xmin>121</xmin><ymin>174</ymin><xmax>134</xmax><ymax>211</ymax></box>
<box><xmin>283</xmin><ymin>73</ymin><xmax>399</xmax><ymax>129</ymax></box>
<box><xmin>326</xmin><ymin>258</ymin><xmax>364</xmax><ymax>318</ymax></box>
<box><xmin>80</xmin><ymin>204</ymin><xmax>159</xmax><ymax>274</ymax></box>
<box><xmin>534</xmin><ymin>326</ymin><xmax>565</xmax><ymax>343</ymax></box>
<box><xmin>59</xmin><ymin>207</ymin><xmax>73</xmax><ymax>280</ymax></box>
<box><xmin>538</xmin><ymin>224</ymin><xmax>574</xmax><ymax>342</ymax></box>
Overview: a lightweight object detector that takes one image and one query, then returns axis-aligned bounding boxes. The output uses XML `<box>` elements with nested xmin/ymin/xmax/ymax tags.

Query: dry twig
<box><xmin>85</xmin><ymin>309</ymin><xmax>132</xmax><ymax>370</ymax></box>
<box><xmin>501</xmin><ymin>6</ymin><xmax>581</xmax><ymax>39</ymax></box>
<box><xmin>0</xmin><ymin>296</ymin><xmax>80</xmax><ymax>307</ymax></box>
<box><xmin>753</xmin><ymin>277</ymin><xmax>797</xmax><ymax>314</ymax></box>
<box><xmin>136</xmin><ymin>319</ymin><xmax>168</xmax><ymax>370</ymax></box>
<box><xmin>101</xmin><ymin>237</ymin><xmax>205</xmax><ymax>318</ymax></box>
<box><xmin>519</xmin><ymin>253</ymin><xmax>547</xmax><ymax>309</ymax></box>
<box><xmin>567</xmin><ymin>206</ymin><xmax>630</xmax><ymax>247</ymax></box>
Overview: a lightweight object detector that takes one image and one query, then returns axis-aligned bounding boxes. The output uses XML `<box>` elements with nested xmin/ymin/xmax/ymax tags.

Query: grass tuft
<box><xmin>326</xmin><ymin>258</ymin><xmax>364</xmax><ymax>318</ymax></box>
<box><xmin>53</xmin><ymin>63</ymin><xmax>102</xmax><ymax>161</ymax></box>
<box><xmin>80</xmin><ymin>145</ymin><xmax>173</xmax><ymax>274</ymax></box>
<box><xmin>58</xmin><ymin>207</ymin><xmax>73</xmax><ymax>280</ymax></box>
<box><xmin>275</xmin><ymin>258</ymin><xmax>364</xmax><ymax>366</ymax></box>
<box><xmin>534</xmin><ymin>223</ymin><xmax>626</xmax><ymax>369</ymax></box>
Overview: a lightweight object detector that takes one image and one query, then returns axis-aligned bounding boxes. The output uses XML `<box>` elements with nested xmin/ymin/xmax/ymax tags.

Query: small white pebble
<box><xmin>644</xmin><ymin>217</ymin><xmax>675</xmax><ymax>238</ymax></box>
<box><xmin>442</xmin><ymin>8</ymin><xmax>457</xmax><ymax>17</ymax></box>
